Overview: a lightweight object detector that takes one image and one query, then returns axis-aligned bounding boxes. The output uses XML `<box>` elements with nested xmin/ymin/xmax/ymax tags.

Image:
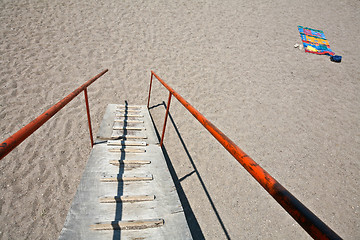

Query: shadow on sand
<box><xmin>149</xmin><ymin>101</ymin><xmax>231</xmax><ymax>240</ymax></box>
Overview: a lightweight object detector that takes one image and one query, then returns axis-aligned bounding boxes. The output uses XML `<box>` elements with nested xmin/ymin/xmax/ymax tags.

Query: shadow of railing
<box><xmin>149</xmin><ymin>101</ymin><xmax>231</xmax><ymax>240</ymax></box>
<box><xmin>112</xmin><ymin>100</ymin><xmax>131</xmax><ymax>240</ymax></box>
<box><xmin>146</xmin><ymin>71</ymin><xmax>341</xmax><ymax>240</ymax></box>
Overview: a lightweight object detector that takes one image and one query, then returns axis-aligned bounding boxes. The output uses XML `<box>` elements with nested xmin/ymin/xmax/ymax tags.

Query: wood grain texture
<box><xmin>99</xmin><ymin>195</ymin><xmax>155</xmax><ymax>203</ymax></box>
<box><xmin>90</xmin><ymin>218</ymin><xmax>164</xmax><ymax>230</ymax></box>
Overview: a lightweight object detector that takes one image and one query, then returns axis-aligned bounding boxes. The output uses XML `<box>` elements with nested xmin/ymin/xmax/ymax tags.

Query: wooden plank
<box><xmin>116</xmin><ymin>107</ymin><xmax>142</xmax><ymax>109</ymax></box>
<box><xmin>99</xmin><ymin>136</ymin><xmax>148</xmax><ymax>140</ymax></box>
<box><xmin>112</xmin><ymin>126</ymin><xmax>146</xmax><ymax>131</ymax></box>
<box><xmin>116</xmin><ymin>105</ymin><xmax>142</xmax><ymax>109</ymax></box>
<box><xmin>114</xmin><ymin>116</ymin><xmax>144</xmax><ymax>121</ymax></box>
<box><xmin>114</xmin><ymin>119</ymin><xmax>144</xmax><ymax>123</ymax></box>
<box><xmin>116</xmin><ymin>111</ymin><xmax>142</xmax><ymax>115</ymax></box>
<box><xmin>99</xmin><ymin>195</ymin><xmax>155</xmax><ymax>203</ymax></box>
<box><xmin>115</xmin><ymin>109</ymin><xmax>142</xmax><ymax>113</ymax></box>
<box><xmin>100</xmin><ymin>174</ymin><xmax>153</xmax><ymax>182</ymax></box>
<box><xmin>109</xmin><ymin>160</ymin><xmax>151</xmax><ymax>165</ymax></box>
<box><xmin>110</xmin><ymin>135</ymin><xmax>148</xmax><ymax>140</ymax></box>
<box><xmin>108</xmin><ymin>148</ymin><xmax>146</xmax><ymax>153</ymax></box>
<box><xmin>115</xmin><ymin>114</ymin><xmax>144</xmax><ymax>118</ymax></box>
<box><xmin>90</xmin><ymin>218</ymin><xmax>164</xmax><ymax>230</ymax></box>
<box><xmin>107</xmin><ymin>140</ymin><xmax>147</xmax><ymax>146</ymax></box>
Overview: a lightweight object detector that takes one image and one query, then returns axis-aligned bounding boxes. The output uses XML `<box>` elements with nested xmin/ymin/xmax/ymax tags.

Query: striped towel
<box><xmin>298</xmin><ymin>26</ymin><xmax>335</xmax><ymax>56</ymax></box>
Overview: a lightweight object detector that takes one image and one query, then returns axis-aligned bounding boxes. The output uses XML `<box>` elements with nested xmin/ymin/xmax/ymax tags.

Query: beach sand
<box><xmin>0</xmin><ymin>0</ymin><xmax>359</xmax><ymax>239</ymax></box>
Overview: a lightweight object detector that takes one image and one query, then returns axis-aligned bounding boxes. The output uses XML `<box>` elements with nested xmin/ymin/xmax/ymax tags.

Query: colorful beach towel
<box><xmin>298</xmin><ymin>26</ymin><xmax>335</xmax><ymax>56</ymax></box>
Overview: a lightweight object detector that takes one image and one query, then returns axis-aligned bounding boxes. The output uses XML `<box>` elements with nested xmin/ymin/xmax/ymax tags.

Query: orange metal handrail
<box><xmin>0</xmin><ymin>69</ymin><xmax>108</xmax><ymax>161</ymax></box>
<box><xmin>147</xmin><ymin>71</ymin><xmax>341</xmax><ymax>240</ymax></box>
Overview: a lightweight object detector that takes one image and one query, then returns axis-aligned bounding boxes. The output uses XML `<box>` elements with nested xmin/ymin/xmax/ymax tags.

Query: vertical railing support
<box><xmin>147</xmin><ymin>72</ymin><xmax>153</xmax><ymax>109</ymax></box>
<box><xmin>0</xmin><ymin>69</ymin><xmax>107</xmax><ymax>161</ymax></box>
<box><xmin>84</xmin><ymin>88</ymin><xmax>94</xmax><ymax>147</ymax></box>
<box><xmin>160</xmin><ymin>92</ymin><xmax>172</xmax><ymax>147</ymax></box>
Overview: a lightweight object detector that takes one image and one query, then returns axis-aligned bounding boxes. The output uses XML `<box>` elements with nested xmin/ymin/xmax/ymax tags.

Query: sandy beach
<box><xmin>0</xmin><ymin>0</ymin><xmax>359</xmax><ymax>239</ymax></box>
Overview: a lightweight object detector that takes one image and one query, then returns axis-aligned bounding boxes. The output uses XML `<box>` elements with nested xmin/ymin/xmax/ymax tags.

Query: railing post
<box><xmin>84</xmin><ymin>88</ymin><xmax>94</xmax><ymax>147</ymax></box>
<box><xmin>0</xmin><ymin>69</ymin><xmax>107</xmax><ymax>161</ymax></box>
<box><xmin>147</xmin><ymin>72</ymin><xmax>153</xmax><ymax>109</ymax></box>
<box><xmin>160</xmin><ymin>92</ymin><xmax>172</xmax><ymax>147</ymax></box>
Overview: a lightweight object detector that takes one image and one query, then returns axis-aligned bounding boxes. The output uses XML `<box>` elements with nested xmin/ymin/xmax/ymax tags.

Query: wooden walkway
<box><xmin>59</xmin><ymin>104</ymin><xmax>192</xmax><ymax>239</ymax></box>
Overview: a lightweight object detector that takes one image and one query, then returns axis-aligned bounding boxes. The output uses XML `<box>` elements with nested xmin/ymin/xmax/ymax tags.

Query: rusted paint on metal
<box><xmin>147</xmin><ymin>72</ymin><xmax>153</xmax><ymax>109</ymax></box>
<box><xmin>149</xmin><ymin>71</ymin><xmax>341</xmax><ymax>240</ymax></box>
<box><xmin>160</xmin><ymin>92</ymin><xmax>172</xmax><ymax>147</ymax></box>
<box><xmin>84</xmin><ymin>88</ymin><xmax>94</xmax><ymax>147</ymax></box>
<box><xmin>0</xmin><ymin>69</ymin><xmax>108</xmax><ymax>160</ymax></box>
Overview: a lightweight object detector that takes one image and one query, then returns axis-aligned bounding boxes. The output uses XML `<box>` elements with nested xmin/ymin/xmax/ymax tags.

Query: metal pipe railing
<box><xmin>147</xmin><ymin>71</ymin><xmax>341</xmax><ymax>240</ymax></box>
<box><xmin>84</xmin><ymin>88</ymin><xmax>94</xmax><ymax>147</ymax></box>
<box><xmin>0</xmin><ymin>69</ymin><xmax>108</xmax><ymax>161</ymax></box>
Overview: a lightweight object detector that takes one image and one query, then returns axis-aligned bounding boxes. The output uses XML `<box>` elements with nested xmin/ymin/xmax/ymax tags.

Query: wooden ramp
<box><xmin>59</xmin><ymin>104</ymin><xmax>192</xmax><ymax>240</ymax></box>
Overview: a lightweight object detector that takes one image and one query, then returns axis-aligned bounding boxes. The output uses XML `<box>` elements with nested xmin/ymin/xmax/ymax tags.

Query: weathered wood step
<box><xmin>109</xmin><ymin>160</ymin><xmax>151</xmax><ymax>166</ymax></box>
<box><xmin>100</xmin><ymin>174</ymin><xmax>153</xmax><ymax>182</ymax></box>
<box><xmin>116</xmin><ymin>109</ymin><xmax>142</xmax><ymax>113</ymax></box>
<box><xmin>110</xmin><ymin>135</ymin><xmax>148</xmax><ymax>140</ymax></box>
<box><xmin>99</xmin><ymin>195</ymin><xmax>155</xmax><ymax>203</ymax></box>
<box><xmin>115</xmin><ymin>114</ymin><xmax>144</xmax><ymax>118</ymax></box>
<box><xmin>90</xmin><ymin>218</ymin><xmax>164</xmax><ymax>230</ymax></box>
<box><xmin>107</xmin><ymin>140</ymin><xmax>147</xmax><ymax>146</ymax></box>
<box><xmin>116</xmin><ymin>105</ymin><xmax>142</xmax><ymax>109</ymax></box>
<box><xmin>116</xmin><ymin>111</ymin><xmax>142</xmax><ymax>115</ymax></box>
<box><xmin>112</xmin><ymin>129</ymin><xmax>146</xmax><ymax>135</ymax></box>
<box><xmin>108</xmin><ymin>147</ymin><xmax>146</xmax><ymax>153</ymax></box>
<box><xmin>112</xmin><ymin>126</ymin><xmax>146</xmax><ymax>131</ymax></box>
<box><xmin>114</xmin><ymin>117</ymin><xmax>144</xmax><ymax>122</ymax></box>
<box><xmin>114</xmin><ymin>119</ymin><xmax>144</xmax><ymax>123</ymax></box>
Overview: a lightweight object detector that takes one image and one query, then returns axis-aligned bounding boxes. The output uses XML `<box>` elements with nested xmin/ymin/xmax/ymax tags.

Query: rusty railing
<box><xmin>147</xmin><ymin>71</ymin><xmax>341</xmax><ymax>240</ymax></box>
<box><xmin>0</xmin><ymin>69</ymin><xmax>108</xmax><ymax>161</ymax></box>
